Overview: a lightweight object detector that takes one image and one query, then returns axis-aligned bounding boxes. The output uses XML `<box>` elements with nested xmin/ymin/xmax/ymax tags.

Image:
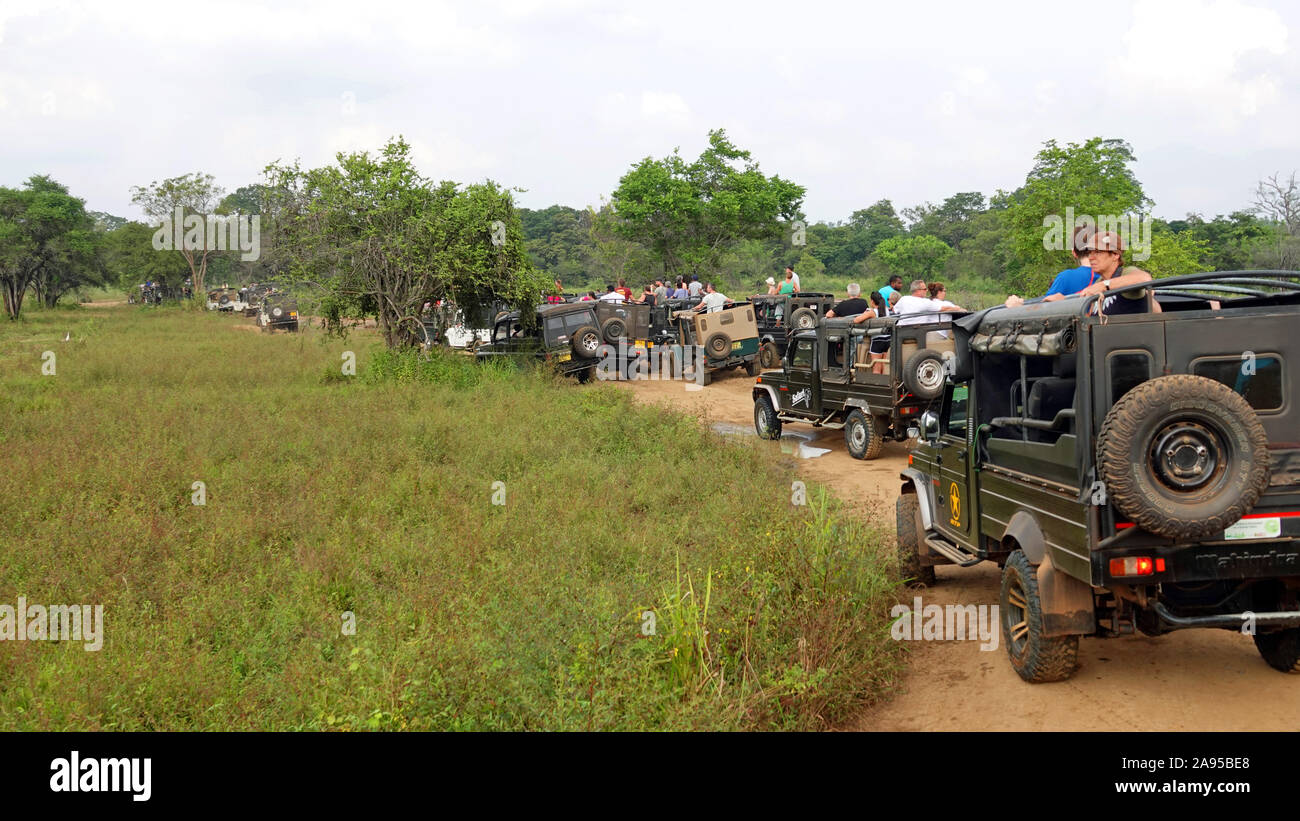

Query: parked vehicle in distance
<box><xmin>752</xmin><ymin>313</ymin><xmax>957</xmax><ymax>458</ymax></box>
<box><xmin>473</xmin><ymin>302</ymin><xmax>603</xmax><ymax>382</ymax></box>
<box><xmin>900</xmin><ymin>270</ymin><xmax>1300</xmax><ymax>682</ymax></box>
<box><xmin>751</xmin><ymin>292</ymin><xmax>835</xmax><ymax>369</ymax></box>
<box><xmin>259</xmin><ymin>293</ymin><xmax>299</xmax><ymax>332</ymax></box>
<box><xmin>673</xmin><ymin>302</ymin><xmax>760</xmax><ymax>385</ymax></box>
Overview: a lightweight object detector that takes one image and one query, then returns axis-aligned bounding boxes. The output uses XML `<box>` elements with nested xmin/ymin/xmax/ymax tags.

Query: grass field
<box><xmin>0</xmin><ymin>303</ymin><xmax>903</xmax><ymax>730</ymax></box>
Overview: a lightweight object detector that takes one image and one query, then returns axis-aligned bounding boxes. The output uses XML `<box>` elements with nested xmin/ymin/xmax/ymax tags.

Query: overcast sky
<box><xmin>2</xmin><ymin>0</ymin><xmax>1297</xmax><ymax>225</ymax></box>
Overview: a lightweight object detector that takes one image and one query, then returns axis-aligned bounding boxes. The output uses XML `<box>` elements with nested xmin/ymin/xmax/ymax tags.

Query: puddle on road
<box><xmin>710</xmin><ymin>422</ymin><xmax>832</xmax><ymax>459</ymax></box>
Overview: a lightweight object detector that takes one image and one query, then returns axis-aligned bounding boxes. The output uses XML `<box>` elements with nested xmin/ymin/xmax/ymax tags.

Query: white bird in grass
<box><xmin>63</xmin><ymin>331</ymin><xmax>71</xmax><ymax>342</ymax></box>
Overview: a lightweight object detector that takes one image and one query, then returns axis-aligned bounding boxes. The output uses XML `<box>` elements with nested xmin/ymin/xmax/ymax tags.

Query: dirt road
<box><xmin>616</xmin><ymin>367</ymin><xmax>1300</xmax><ymax>731</ymax></box>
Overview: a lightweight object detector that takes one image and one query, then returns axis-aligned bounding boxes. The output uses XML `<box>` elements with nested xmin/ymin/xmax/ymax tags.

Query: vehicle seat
<box><xmin>1026</xmin><ymin>376</ymin><xmax>1075</xmax><ymax>439</ymax></box>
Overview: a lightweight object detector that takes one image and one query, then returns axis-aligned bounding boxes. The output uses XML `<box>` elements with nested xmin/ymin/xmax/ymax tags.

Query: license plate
<box><xmin>557</xmin><ymin>353</ymin><xmax>571</xmax><ymax>362</ymax></box>
<box><xmin>731</xmin><ymin>341</ymin><xmax>742</xmax><ymax>351</ymax></box>
<box><xmin>634</xmin><ymin>340</ymin><xmax>647</xmax><ymax>349</ymax></box>
<box><xmin>1224</xmin><ymin>517</ymin><xmax>1281</xmax><ymax>540</ymax></box>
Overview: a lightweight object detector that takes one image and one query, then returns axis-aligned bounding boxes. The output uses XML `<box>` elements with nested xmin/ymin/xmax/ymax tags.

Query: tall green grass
<box><xmin>0</xmin><ymin>307</ymin><xmax>902</xmax><ymax>729</ymax></box>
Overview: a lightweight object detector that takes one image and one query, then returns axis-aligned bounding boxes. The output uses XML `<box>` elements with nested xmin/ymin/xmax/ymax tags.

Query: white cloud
<box><xmin>1115</xmin><ymin>0</ymin><xmax>1288</xmax><ymax>131</ymax></box>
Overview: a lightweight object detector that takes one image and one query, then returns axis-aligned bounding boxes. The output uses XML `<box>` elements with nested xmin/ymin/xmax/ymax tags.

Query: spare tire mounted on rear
<box><xmin>1096</xmin><ymin>374</ymin><xmax>1270</xmax><ymax>541</ymax></box>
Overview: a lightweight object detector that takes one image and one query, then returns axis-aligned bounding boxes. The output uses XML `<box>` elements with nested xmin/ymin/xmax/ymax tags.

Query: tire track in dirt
<box><xmin>615</xmin><ymin>368</ymin><xmax>1300</xmax><ymax>731</ymax></box>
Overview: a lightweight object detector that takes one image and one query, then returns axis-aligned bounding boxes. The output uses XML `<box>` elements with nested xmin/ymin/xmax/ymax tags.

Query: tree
<box><xmin>0</xmin><ymin>176</ymin><xmax>102</xmax><ymax>318</ymax></box>
<box><xmin>610</xmin><ymin>129</ymin><xmax>804</xmax><ymax>279</ymax></box>
<box><xmin>130</xmin><ymin>172</ymin><xmax>225</xmax><ymax>297</ymax></box>
<box><xmin>102</xmin><ymin>221</ymin><xmax>188</xmax><ymax>292</ymax></box>
<box><xmin>1141</xmin><ymin>226</ymin><xmax>1210</xmax><ymax>279</ymax></box>
<box><xmin>266</xmin><ymin>137</ymin><xmax>544</xmax><ymax>347</ymax></box>
<box><xmin>1170</xmin><ymin>211</ymin><xmax>1270</xmax><ymax>271</ymax></box>
<box><xmin>903</xmin><ymin>192</ymin><xmax>987</xmax><ymax>248</ymax></box>
<box><xmin>1004</xmin><ymin>138</ymin><xmax>1149</xmax><ymax>293</ymax></box>
<box><xmin>1252</xmin><ymin>171</ymin><xmax>1300</xmax><ymax>269</ymax></box>
<box><xmin>869</xmin><ymin>234</ymin><xmax>953</xmax><ymax>281</ymax></box>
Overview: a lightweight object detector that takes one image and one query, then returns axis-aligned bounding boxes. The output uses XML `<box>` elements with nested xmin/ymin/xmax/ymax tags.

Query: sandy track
<box><xmin>615</xmin><ymin>368</ymin><xmax>1300</xmax><ymax>731</ymax></box>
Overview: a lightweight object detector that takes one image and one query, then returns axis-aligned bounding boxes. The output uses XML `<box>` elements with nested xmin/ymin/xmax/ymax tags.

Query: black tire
<box><xmin>600</xmin><ymin>316</ymin><xmax>626</xmax><ymax>344</ymax></box>
<box><xmin>790</xmin><ymin>307</ymin><xmax>817</xmax><ymax>330</ymax></box>
<box><xmin>1254</xmin><ymin>629</ymin><xmax>1300</xmax><ymax>673</ymax></box>
<box><xmin>1000</xmin><ymin>549</ymin><xmax>1080</xmax><ymax>683</ymax></box>
<box><xmin>745</xmin><ymin>357</ymin><xmax>760</xmax><ymax>377</ymax></box>
<box><xmin>759</xmin><ymin>340</ymin><xmax>780</xmax><ymax>369</ymax></box>
<box><xmin>575</xmin><ymin>365</ymin><xmax>595</xmax><ymax>384</ymax></box>
<box><xmin>571</xmin><ymin>325</ymin><xmax>602</xmax><ymax>359</ymax></box>
<box><xmin>701</xmin><ymin>368</ymin><xmax>713</xmax><ymax>386</ymax></box>
<box><xmin>1096</xmin><ymin>374</ymin><xmax>1270</xmax><ymax>541</ymax></box>
<box><xmin>845</xmin><ymin>408</ymin><xmax>884</xmax><ymax>460</ymax></box>
<box><xmin>704</xmin><ymin>332</ymin><xmax>732</xmax><ymax>359</ymax></box>
<box><xmin>754</xmin><ymin>394</ymin><xmax>782</xmax><ymax>440</ymax></box>
<box><xmin>896</xmin><ymin>493</ymin><xmax>936</xmax><ymax>587</ymax></box>
<box><xmin>902</xmin><ymin>350</ymin><xmax>946</xmax><ymax>400</ymax></box>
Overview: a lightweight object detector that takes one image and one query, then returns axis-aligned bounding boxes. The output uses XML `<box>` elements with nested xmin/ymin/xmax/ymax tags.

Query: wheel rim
<box><xmin>1150</xmin><ymin>421</ymin><xmax>1223</xmax><ymax>492</ymax></box>
<box><xmin>1004</xmin><ymin>574</ymin><xmax>1031</xmax><ymax>660</ymax></box>
<box><xmin>710</xmin><ymin>339</ymin><xmax>728</xmax><ymax>357</ymax></box>
<box><xmin>849</xmin><ymin>419</ymin><xmax>866</xmax><ymax>451</ymax></box>
<box><xmin>581</xmin><ymin>332</ymin><xmax>600</xmax><ymax>354</ymax></box>
<box><xmin>916</xmin><ymin>359</ymin><xmax>943</xmax><ymax>392</ymax></box>
<box><xmin>797</xmin><ymin>314</ymin><xmax>815</xmax><ymax>329</ymax></box>
<box><xmin>756</xmin><ymin>404</ymin><xmax>772</xmax><ymax>436</ymax></box>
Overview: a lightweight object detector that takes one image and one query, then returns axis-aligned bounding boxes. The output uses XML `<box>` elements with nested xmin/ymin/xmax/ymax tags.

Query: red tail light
<box><xmin>1109</xmin><ymin>557</ymin><xmax>1155</xmax><ymax>577</ymax></box>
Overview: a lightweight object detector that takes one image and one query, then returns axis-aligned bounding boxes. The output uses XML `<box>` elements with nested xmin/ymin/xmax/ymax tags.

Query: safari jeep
<box><xmin>672</xmin><ymin>302</ymin><xmax>760</xmax><ymax>385</ymax></box>
<box><xmin>259</xmin><ymin>293</ymin><xmax>299</xmax><ymax>332</ymax></box>
<box><xmin>752</xmin><ymin>314</ymin><xmax>959</xmax><ymax>459</ymax></box>
<box><xmin>751</xmin><ymin>292</ymin><xmax>835</xmax><ymax>369</ymax></box>
<box><xmin>474</xmin><ymin>302</ymin><xmax>602</xmax><ymax>382</ymax></box>
<box><xmin>899</xmin><ymin>270</ymin><xmax>1300</xmax><ymax>682</ymax></box>
<box><xmin>649</xmin><ymin>297</ymin><xmax>701</xmax><ymax>346</ymax></box>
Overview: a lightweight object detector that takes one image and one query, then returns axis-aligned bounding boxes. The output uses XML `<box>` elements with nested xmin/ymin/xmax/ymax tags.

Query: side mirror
<box><xmin>919</xmin><ymin>410</ymin><xmax>941</xmax><ymax>443</ymax></box>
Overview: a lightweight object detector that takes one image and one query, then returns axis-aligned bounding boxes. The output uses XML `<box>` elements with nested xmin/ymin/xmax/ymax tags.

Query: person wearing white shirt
<box><xmin>597</xmin><ymin>285</ymin><xmax>625</xmax><ymax>303</ymax></box>
<box><xmin>693</xmin><ymin>283</ymin><xmax>731</xmax><ymax>313</ymax></box>
<box><xmin>894</xmin><ymin>279</ymin><xmax>963</xmax><ymax>323</ymax></box>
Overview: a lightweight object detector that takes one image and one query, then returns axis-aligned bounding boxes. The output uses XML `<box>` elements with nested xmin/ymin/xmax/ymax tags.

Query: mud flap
<box><xmin>1036</xmin><ymin>554</ymin><xmax>1096</xmax><ymax>637</ymax></box>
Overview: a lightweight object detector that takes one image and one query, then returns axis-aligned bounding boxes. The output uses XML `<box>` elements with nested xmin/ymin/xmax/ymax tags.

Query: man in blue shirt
<box><xmin>1005</xmin><ymin>225</ymin><xmax>1095</xmax><ymax>308</ymax></box>
<box><xmin>878</xmin><ymin>275</ymin><xmax>903</xmax><ymax>303</ymax></box>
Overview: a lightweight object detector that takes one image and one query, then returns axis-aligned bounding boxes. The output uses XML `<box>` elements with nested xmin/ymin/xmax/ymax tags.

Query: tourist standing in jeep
<box><xmin>899</xmin><ymin>270</ymin><xmax>1300</xmax><ymax>682</ymax></box>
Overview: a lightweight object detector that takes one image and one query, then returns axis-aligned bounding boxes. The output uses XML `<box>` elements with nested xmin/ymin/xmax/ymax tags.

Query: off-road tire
<box><xmin>790</xmin><ymin>307</ymin><xmax>817</xmax><ymax>330</ymax></box>
<box><xmin>754</xmin><ymin>394</ymin><xmax>782</xmax><ymax>440</ymax></box>
<box><xmin>600</xmin><ymin>316</ymin><xmax>626</xmax><ymax>344</ymax></box>
<box><xmin>575</xmin><ymin>365</ymin><xmax>596</xmax><ymax>384</ymax></box>
<box><xmin>1000</xmin><ymin>549</ymin><xmax>1080</xmax><ymax>683</ymax></box>
<box><xmin>902</xmin><ymin>349</ymin><xmax>946</xmax><ymax>400</ymax></box>
<box><xmin>701</xmin><ymin>368</ymin><xmax>713</xmax><ymax>386</ymax></box>
<box><xmin>1097</xmin><ymin>374</ymin><xmax>1270</xmax><ymax>541</ymax></box>
<box><xmin>1254</xmin><ymin>629</ymin><xmax>1300</xmax><ymax>673</ymax></box>
<box><xmin>704</xmin><ymin>332</ymin><xmax>732</xmax><ymax>359</ymax></box>
<box><xmin>759</xmin><ymin>341</ymin><xmax>780</xmax><ymax>370</ymax></box>
<box><xmin>745</xmin><ymin>357</ymin><xmax>760</xmax><ymax>377</ymax></box>
<box><xmin>571</xmin><ymin>326</ymin><xmax>602</xmax><ymax>359</ymax></box>
<box><xmin>896</xmin><ymin>493</ymin><xmax>936</xmax><ymax>587</ymax></box>
<box><xmin>845</xmin><ymin>408</ymin><xmax>884</xmax><ymax>460</ymax></box>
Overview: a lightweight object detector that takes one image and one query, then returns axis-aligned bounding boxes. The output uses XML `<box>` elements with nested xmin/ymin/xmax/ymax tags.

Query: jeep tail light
<box><xmin>1109</xmin><ymin>557</ymin><xmax>1155</xmax><ymax>577</ymax></box>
